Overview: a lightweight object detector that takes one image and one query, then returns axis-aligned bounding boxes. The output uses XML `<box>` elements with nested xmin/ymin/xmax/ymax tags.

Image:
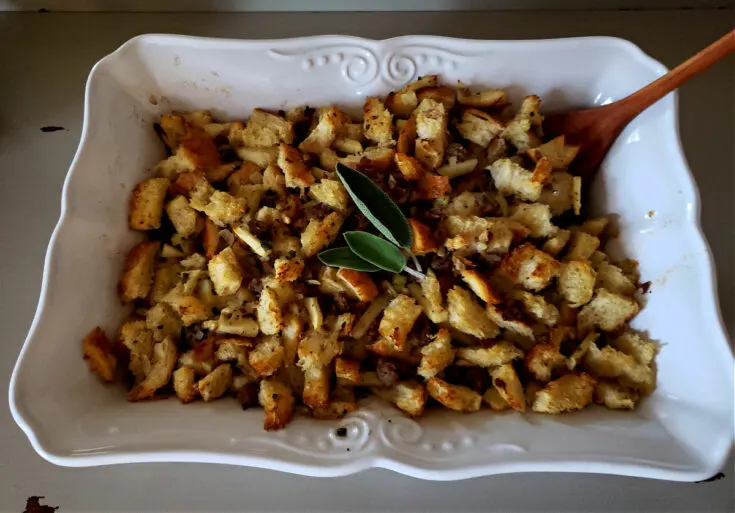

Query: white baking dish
<box><xmin>9</xmin><ymin>34</ymin><xmax>733</xmax><ymax>481</ymax></box>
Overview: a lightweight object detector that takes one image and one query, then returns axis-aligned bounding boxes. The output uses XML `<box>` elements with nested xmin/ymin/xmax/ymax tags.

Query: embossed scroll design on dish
<box><xmin>248</xmin><ymin>406</ymin><xmax>527</xmax><ymax>460</ymax></box>
<box><xmin>269</xmin><ymin>44</ymin><xmax>475</xmax><ymax>87</ymax></box>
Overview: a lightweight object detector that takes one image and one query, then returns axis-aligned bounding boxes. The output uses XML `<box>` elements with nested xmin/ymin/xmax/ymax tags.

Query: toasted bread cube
<box><xmin>510</xmin><ymin>203</ymin><xmax>557</xmax><ymax>238</ymax></box>
<box><xmin>309</xmin><ymin>178</ymin><xmax>348</xmax><ymax>211</ymax></box>
<box><xmin>483</xmin><ymin>387</ymin><xmax>510</xmax><ymax>411</ymax></box>
<box><xmin>447</xmin><ymin>286</ymin><xmax>500</xmax><ymax>339</ymax></box>
<box><xmin>417</xmin><ymin>85</ymin><xmax>456</xmax><ymax>110</ymax></box>
<box><xmin>278</xmin><ymin>143</ymin><xmax>314</xmax><ymax>189</ymax></box>
<box><xmin>414</xmin><ymin>99</ymin><xmax>447</xmax><ymax>165</ymax></box>
<box><xmin>337</xmin><ymin>268</ymin><xmax>379</xmax><ymax>303</ymax></box>
<box><xmin>442</xmin><ymin>192</ymin><xmax>489</xmax><ymax>217</ymax></box>
<box><xmin>333</xmin><ymin>312</ymin><xmax>355</xmax><ymax>338</ymax></box>
<box><xmin>174</xmin><ymin>296</ymin><xmax>209</xmax><ymax>326</ymax></box>
<box><xmin>302</xmin><ymin>366</ymin><xmax>330</xmax><ymax>409</ymax></box>
<box><xmin>456</xmin><ymin>342</ymin><xmax>523</xmax><ymax>368</ymax></box>
<box><xmin>234</xmin><ymin>147</ymin><xmax>278</xmax><ymax>169</ymax></box>
<box><xmin>248</xmin><ymin>336</ymin><xmax>284</xmax><ymax>377</ymax></box>
<box><xmin>118</xmin><ymin>240</ymin><xmax>160</xmax><ymax>303</ymax></box>
<box><xmin>205</xmin><ymin>310</ymin><xmax>259</xmax><ymax>337</ymax></box>
<box><xmin>299</xmin><ymin>107</ymin><xmax>347</xmax><ymax>154</ymax></box>
<box><xmin>340</xmin><ymin>147</ymin><xmax>396</xmax><ymax>173</ymax></box>
<box><xmin>594</xmin><ymin>380</ymin><xmax>639</xmax><ymax>410</ymax></box>
<box><xmin>408</xmin><ymin>218</ymin><xmax>438</xmax><ymax>255</ymax></box>
<box><xmin>165</xmin><ymin>195</ymin><xmax>198</xmax><ymax>237</ymax></box>
<box><xmin>146</xmin><ymin>302</ymin><xmax>182</xmax><ymax>342</ymax></box>
<box><xmin>394</xmin><ymin>152</ymin><xmax>426</xmax><ymax>181</ymax></box>
<box><xmin>498</xmin><ymin>243</ymin><xmax>560</xmax><ymax>292</ymax></box>
<box><xmin>459</xmin><ymin>269</ymin><xmax>501</xmax><ymax>304</ymax></box>
<box><xmin>197</xmin><ymin>363</ymin><xmax>233</xmax><ymax>402</ymax></box>
<box><xmin>208</xmin><ymin>247</ymin><xmax>243</xmax><ymax>297</ymax></box>
<box><xmin>578</xmin><ymin>289</ymin><xmax>639</xmax><ymax>333</ymax></box>
<box><xmin>457</xmin><ymin>85</ymin><xmax>506</xmax><ymax>107</ymax></box>
<box><xmin>257</xmin><ymin>288</ymin><xmax>283</xmax><ymax>336</ymax></box>
<box><xmin>128</xmin><ymin>337</ymin><xmax>177</xmax><ymax>401</ymax></box>
<box><xmin>335</xmin><ymin>357</ymin><xmax>360</xmax><ymax>384</ymax></box>
<box><xmin>580</xmin><ymin>217</ymin><xmax>609</xmax><ymax>238</ymax></box>
<box><xmin>191</xmin><ymin>190</ymin><xmax>245</xmax><ymax>227</ymax></box>
<box><xmin>169</xmin><ymin>170</ymin><xmax>210</xmax><ymax>198</ymax></box>
<box><xmin>239</xmin><ymin>109</ymin><xmax>293</xmax><ymax>148</ymax></box>
<box><xmin>363</xmin><ymin>96</ymin><xmax>394</xmax><ymax>147</ymax></box>
<box><xmin>82</xmin><ymin>327</ymin><xmax>117</xmax><ymax>382</ymax></box>
<box><xmin>489</xmin><ymin>158</ymin><xmax>549</xmax><ymax>202</ymax></box>
<box><xmin>344</xmin><ymin>122</ymin><xmax>364</xmax><ymax>140</ymax></box>
<box><xmin>333</xmin><ymin>137</ymin><xmax>363</xmax><ymax>154</ymax></box>
<box><xmin>301</xmin><ymin>212</ymin><xmax>344</xmax><ymax>258</ymax></box>
<box><xmin>485</xmin><ymin>304</ymin><xmax>534</xmax><ymax>341</ymax></box>
<box><xmin>526</xmin><ymin>135</ymin><xmax>580</xmax><ymax>170</ymax></box>
<box><xmin>558</xmin><ymin>260</ymin><xmax>596</xmax><ymax>307</ymax></box>
<box><xmin>367</xmin><ymin>337</ymin><xmax>417</xmax><ymax>364</ymax></box>
<box><xmin>416</xmin><ymin>173</ymin><xmax>451</xmax><ymax>199</ymax></box>
<box><xmin>274</xmin><ymin>257</ymin><xmax>304</xmax><ymax>283</ymax></box>
<box><xmin>532</xmin><ymin>372</ymin><xmax>596</xmax><ymax>413</ymax></box>
<box><xmin>178</xmin><ymin>125</ymin><xmax>221</xmax><ymax>170</ymax></box>
<box><xmin>372</xmin><ymin>381</ymin><xmax>427</xmax><ymax>417</ymax></box>
<box><xmin>455</xmin><ymin>108</ymin><xmax>504</xmax><ymax>147</ymax></box>
<box><xmin>610</xmin><ymin>331</ymin><xmax>657</xmax><ymax>366</ymax></box>
<box><xmin>129</xmin><ymin>177</ymin><xmax>170</xmax><ymax>230</ymax></box>
<box><xmin>311</xmin><ymin>387</ymin><xmax>358</xmax><ymax>420</ymax></box>
<box><xmin>407</xmin><ymin>270</ymin><xmax>447</xmax><ymax>324</ymax></box>
<box><xmin>378</xmin><ymin>294</ymin><xmax>423</xmax><ymax>351</ymax></box>
<box><xmin>526</xmin><ymin>343</ymin><xmax>566</xmax><ymax>382</ymax></box>
<box><xmin>491</xmin><ymin>363</ymin><xmax>526</xmax><ymax>412</ymax></box>
<box><xmin>515</xmin><ymin>291</ymin><xmax>558</xmax><ymax>327</ymax></box>
<box><xmin>199</xmin><ymin>218</ymin><xmax>219</xmax><ymax>259</ymax></box>
<box><xmin>396</xmin><ymin>114</ymin><xmax>417</xmax><ymax>155</ymax></box>
<box><xmin>386</xmin><ymin>75</ymin><xmax>437</xmax><ymax>117</ymax></box>
<box><xmin>386</xmin><ymin>89</ymin><xmax>418</xmax><ymax>119</ymax></box>
<box><xmin>542</xmin><ymin>229</ymin><xmax>571</xmax><ymax>257</ymax></box>
<box><xmin>595</xmin><ymin>262</ymin><xmax>636</xmax><ymax>296</ymax></box>
<box><xmin>215</xmin><ymin>338</ymin><xmax>251</xmax><ymax>367</ymax></box>
<box><xmin>417</xmin><ymin>329</ymin><xmax>455</xmax><ymax>379</ymax></box>
<box><xmin>427</xmin><ymin>377</ymin><xmax>482</xmax><ymax>412</ymax></box>
<box><xmin>503</xmin><ymin>119</ymin><xmax>541</xmax><ymax>152</ymax></box>
<box><xmin>538</xmin><ymin>171</ymin><xmax>575</xmax><ymax>215</ymax></box>
<box><xmin>119</xmin><ymin>319</ymin><xmax>154</xmax><ymax>383</ymax></box>
<box><xmin>298</xmin><ymin>330</ymin><xmax>342</xmax><ymax>370</ymax></box>
<box><xmin>259</xmin><ymin>378</ymin><xmax>295</xmax><ymax>430</ymax></box>
<box><xmin>583</xmin><ymin>343</ymin><xmax>654</xmax><ymax>394</ymax></box>
<box><xmin>503</xmin><ymin>95</ymin><xmax>543</xmax><ymax>151</ymax></box>
<box><xmin>158</xmin><ymin>113</ymin><xmax>187</xmax><ymax>150</ymax></box>
<box><xmin>172</xmin><ymin>367</ymin><xmax>197</xmax><ymax>403</ymax></box>
<box><xmin>566</xmin><ymin>332</ymin><xmax>597</xmax><ymax>371</ymax></box>
<box><xmin>415</xmin><ymin>138</ymin><xmax>445</xmax><ymax>171</ymax></box>
<box><xmin>564</xmin><ymin>231</ymin><xmax>600</xmax><ymax>262</ymax></box>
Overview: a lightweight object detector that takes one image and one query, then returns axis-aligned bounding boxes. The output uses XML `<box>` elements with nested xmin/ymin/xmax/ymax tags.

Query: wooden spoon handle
<box><xmin>617</xmin><ymin>29</ymin><xmax>735</xmax><ymax>121</ymax></box>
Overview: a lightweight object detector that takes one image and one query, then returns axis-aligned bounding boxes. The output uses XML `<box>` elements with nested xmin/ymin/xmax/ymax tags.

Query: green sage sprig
<box><xmin>317</xmin><ymin>163</ymin><xmax>424</xmax><ymax>280</ymax></box>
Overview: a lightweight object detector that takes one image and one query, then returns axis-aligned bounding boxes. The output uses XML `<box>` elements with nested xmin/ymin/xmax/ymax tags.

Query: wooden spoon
<box><xmin>544</xmin><ymin>29</ymin><xmax>735</xmax><ymax>176</ymax></box>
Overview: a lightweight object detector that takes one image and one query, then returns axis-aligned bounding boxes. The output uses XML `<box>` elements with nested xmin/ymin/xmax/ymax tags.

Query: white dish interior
<box><xmin>9</xmin><ymin>34</ymin><xmax>733</xmax><ymax>481</ymax></box>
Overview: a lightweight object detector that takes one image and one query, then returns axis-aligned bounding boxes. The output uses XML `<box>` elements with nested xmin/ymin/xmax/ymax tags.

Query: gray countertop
<box><xmin>0</xmin><ymin>9</ymin><xmax>732</xmax><ymax>513</ymax></box>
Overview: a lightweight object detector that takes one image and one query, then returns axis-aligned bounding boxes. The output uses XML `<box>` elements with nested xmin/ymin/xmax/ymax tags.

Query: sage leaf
<box><xmin>318</xmin><ymin>246</ymin><xmax>381</xmax><ymax>272</ymax></box>
<box><xmin>344</xmin><ymin>231</ymin><xmax>406</xmax><ymax>274</ymax></box>
<box><xmin>336</xmin><ymin>163</ymin><xmax>413</xmax><ymax>248</ymax></box>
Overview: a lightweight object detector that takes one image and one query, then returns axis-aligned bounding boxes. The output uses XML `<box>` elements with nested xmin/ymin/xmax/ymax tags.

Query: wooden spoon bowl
<box><xmin>545</xmin><ymin>29</ymin><xmax>734</xmax><ymax>176</ymax></box>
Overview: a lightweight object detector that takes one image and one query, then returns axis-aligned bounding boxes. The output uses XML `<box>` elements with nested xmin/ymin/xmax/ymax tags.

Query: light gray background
<box><xmin>0</xmin><ymin>8</ymin><xmax>733</xmax><ymax>513</ymax></box>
